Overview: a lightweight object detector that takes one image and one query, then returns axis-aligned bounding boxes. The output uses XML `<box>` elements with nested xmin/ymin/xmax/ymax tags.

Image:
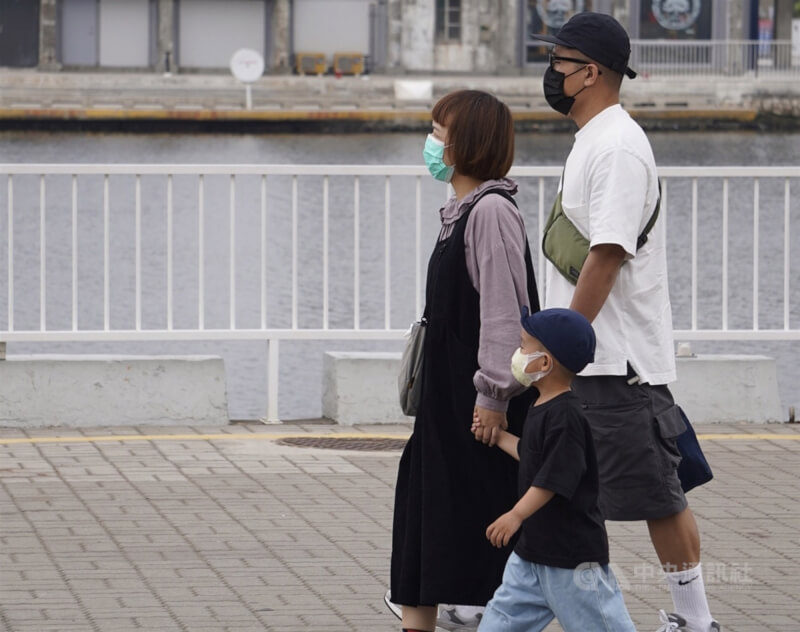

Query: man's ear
<box><xmin>584</xmin><ymin>63</ymin><xmax>602</xmax><ymax>85</ymax></box>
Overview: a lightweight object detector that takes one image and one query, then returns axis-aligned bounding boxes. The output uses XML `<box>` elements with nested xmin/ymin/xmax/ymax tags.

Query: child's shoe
<box><xmin>436</xmin><ymin>604</ymin><xmax>483</xmax><ymax>631</ymax></box>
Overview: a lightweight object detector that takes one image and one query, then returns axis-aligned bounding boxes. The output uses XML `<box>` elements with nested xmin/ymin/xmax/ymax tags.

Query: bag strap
<box><xmin>480</xmin><ymin>187</ymin><xmax>517</xmax><ymax>208</ymax></box>
<box><xmin>422</xmin><ymin>187</ymin><xmax>518</xmax><ymax>321</ymax></box>
<box><xmin>636</xmin><ymin>179</ymin><xmax>662</xmax><ymax>251</ymax></box>
<box><xmin>542</xmin><ymin>170</ymin><xmax>565</xmax><ymax>237</ymax></box>
<box><xmin>557</xmin><ymin>170</ymin><xmax>662</xmax><ymax>252</ymax></box>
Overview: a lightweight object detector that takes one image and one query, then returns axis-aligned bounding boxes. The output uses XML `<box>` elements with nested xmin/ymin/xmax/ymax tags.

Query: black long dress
<box><xmin>390</xmin><ymin>189</ymin><xmax>540</xmax><ymax>607</ymax></box>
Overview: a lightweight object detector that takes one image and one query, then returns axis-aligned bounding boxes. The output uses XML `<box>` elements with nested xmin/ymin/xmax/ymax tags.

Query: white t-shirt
<box><xmin>545</xmin><ymin>104</ymin><xmax>676</xmax><ymax>385</ymax></box>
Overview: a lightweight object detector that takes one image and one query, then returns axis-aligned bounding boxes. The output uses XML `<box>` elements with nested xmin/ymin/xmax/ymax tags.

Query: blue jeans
<box><xmin>479</xmin><ymin>552</ymin><xmax>636</xmax><ymax>632</ymax></box>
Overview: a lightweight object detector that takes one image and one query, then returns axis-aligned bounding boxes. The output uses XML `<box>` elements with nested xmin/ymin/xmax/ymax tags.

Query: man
<box><xmin>531</xmin><ymin>12</ymin><xmax>720</xmax><ymax>632</ymax></box>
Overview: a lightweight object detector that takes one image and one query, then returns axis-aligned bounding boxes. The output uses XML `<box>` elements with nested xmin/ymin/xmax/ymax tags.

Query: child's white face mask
<box><xmin>510</xmin><ymin>349</ymin><xmax>552</xmax><ymax>387</ymax></box>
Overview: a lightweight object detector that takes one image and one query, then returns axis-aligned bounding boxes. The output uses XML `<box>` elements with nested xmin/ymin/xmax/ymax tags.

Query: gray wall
<box><xmin>177</xmin><ymin>0</ymin><xmax>266</xmax><ymax>68</ymax></box>
<box><xmin>99</xmin><ymin>0</ymin><xmax>151</xmax><ymax>67</ymax></box>
<box><xmin>21</xmin><ymin>0</ymin><xmax>792</xmax><ymax>75</ymax></box>
<box><xmin>60</xmin><ymin>0</ymin><xmax>98</xmax><ymax>66</ymax></box>
<box><xmin>293</xmin><ymin>0</ymin><xmax>371</xmax><ymax>56</ymax></box>
<box><xmin>39</xmin><ymin>0</ymin><xmax>60</xmax><ymax>69</ymax></box>
<box><xmin>774</xmin><ymin>0</ymin><xmax>793</xmax><ymax>40</ymax></box>
<box><xmin>387</xmin><ymin>0</ymin><xmax>519</xmax><ymax>73</ymax></box>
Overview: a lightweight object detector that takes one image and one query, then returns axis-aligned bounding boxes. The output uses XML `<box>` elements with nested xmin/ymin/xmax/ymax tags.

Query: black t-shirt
<box><xmin>514</xmin><ymin>391</ymin><xmax>609</xmax><ymax>569</ymax></box>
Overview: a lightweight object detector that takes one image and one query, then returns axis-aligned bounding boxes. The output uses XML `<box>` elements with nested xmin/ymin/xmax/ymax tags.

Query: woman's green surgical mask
<box><xmin>423</xmin><ymin>134</ymin><xmax>454</xmax><ymax>183</ymax></box>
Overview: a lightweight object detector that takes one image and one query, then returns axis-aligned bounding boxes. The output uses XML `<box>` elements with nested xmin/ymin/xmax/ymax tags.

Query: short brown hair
<box><xmin>431</xmin><ymin>90</ymin><xmax>514</xmax><ymax>180</ymax></box>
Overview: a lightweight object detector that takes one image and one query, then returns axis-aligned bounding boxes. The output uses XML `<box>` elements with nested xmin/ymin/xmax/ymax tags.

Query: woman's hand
<box><xmin>470</xmin><ymin>411</ymin><xmax>481</xmax><ymax>438</ymax></box>
<box><xmin>473</xmin><ymin>406</ymin><xmax>507</xmax><ymax>446</ymax></box>
<box><xmin>486</xmin><ymin>511</ymin><xmax>522</xmax><ymax>548</ymax></box>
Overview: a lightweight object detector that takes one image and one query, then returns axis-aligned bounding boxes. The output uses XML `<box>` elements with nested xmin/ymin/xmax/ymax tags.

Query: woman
<box><xmin>390</xmin><ymin>90</ymin><xmax>540</xmax><ymax>632</ymax></box>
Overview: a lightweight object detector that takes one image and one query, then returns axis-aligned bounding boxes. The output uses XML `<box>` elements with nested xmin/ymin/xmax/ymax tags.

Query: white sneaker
<box><xmin>656</xmin><ymin>610</ymin><xmax>721</xmax><ymax>632</ymax></box>
<box><xmin>383</xmin><ymin>589</ymin><xmax>402</xmax><ymax>620</ymax></box>
<box><xmin>656</xmin><ymin>610</ymin><xmax>686</xmax><ymax>632</ymax></box>
<box><xmin>436</xmin><ymin>604</ymin><xmax>484</xmax><ymax>631</ymax></box>
<box><xmin>383</xmin><ymin>591</ymin><xmax>483</xmax><ymax>631</ymax></box>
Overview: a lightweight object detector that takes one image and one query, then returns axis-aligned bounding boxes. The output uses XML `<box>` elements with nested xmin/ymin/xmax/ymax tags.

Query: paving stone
<box><xmin>1</xmin><ymin>422</ymin><xmax>798</xmax><ymax>631</ymax></box>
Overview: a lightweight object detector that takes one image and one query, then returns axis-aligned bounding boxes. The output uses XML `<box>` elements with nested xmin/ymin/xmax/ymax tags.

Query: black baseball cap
<box><xmin>531</xmin><ymin>12</ymin><xmax>637</xmax><ymax>79</ymax></box>
<box><xmin>520</xmin><ymin>307</ymin><xmax>596</xmax><ymax>374</ymax></box>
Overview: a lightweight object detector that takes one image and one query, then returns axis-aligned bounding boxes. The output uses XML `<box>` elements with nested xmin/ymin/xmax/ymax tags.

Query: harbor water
<box><xmin>1</xmin><ymin>130</ymin><xmax>798</xmax><ymax>421</ymax></box>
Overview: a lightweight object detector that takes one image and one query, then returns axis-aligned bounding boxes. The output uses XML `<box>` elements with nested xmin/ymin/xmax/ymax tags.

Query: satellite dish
<box><xmin>230</xmin><ymin>48</ymin><xmax>265</xmax><ymax>83</ymax></box>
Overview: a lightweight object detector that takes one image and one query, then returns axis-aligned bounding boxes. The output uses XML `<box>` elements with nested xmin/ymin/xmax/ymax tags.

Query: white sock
<box><xmin>665</xmin><ymin>562</ymin><xmax>714</xmax><ymax>632</ymax></box>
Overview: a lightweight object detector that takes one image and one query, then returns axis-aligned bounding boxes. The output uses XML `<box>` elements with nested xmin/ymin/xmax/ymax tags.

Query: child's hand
<box><xmin>486</xmin><ymin>511</ymin><xmax>522</xmax><ymax>548</ymax></box>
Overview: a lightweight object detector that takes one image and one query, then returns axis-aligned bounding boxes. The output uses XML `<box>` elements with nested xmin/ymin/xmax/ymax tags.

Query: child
<box><xmin>473</xmin><ymin>307</ymin><xmax>636</xmax><ymax>632</ymax></box>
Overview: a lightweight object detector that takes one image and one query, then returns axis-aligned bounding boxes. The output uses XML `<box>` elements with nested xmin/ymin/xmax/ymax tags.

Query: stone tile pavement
<box><xmin>0</xmin><ymin>421</ymin><xmax>798</xmax><ymax>632</ymax></box>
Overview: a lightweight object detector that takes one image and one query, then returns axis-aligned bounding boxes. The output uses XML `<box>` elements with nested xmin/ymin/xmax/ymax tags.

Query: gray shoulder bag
<box><xmin>397</xmin><ymin>316</ymin><xmax>427</xmax><ymax>417</ymax></box>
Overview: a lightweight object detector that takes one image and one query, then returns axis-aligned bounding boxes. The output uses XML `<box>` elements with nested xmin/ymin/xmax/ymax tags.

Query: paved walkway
<box><xmin>1</xmin><ymin>421</ymin><xmax>798</xmax><ymax>632</ymax></box>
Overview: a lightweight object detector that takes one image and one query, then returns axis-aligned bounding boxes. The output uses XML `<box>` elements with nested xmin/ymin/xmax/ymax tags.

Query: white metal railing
<box><xmin>629</xmin><ymin>39</ymin><xmax>799</xmax><ymax>78</ymax></box>
<box><xmin>1</xmin><ymin>164</ymin><xmax>798</xmax><ymax>421</ymax></box>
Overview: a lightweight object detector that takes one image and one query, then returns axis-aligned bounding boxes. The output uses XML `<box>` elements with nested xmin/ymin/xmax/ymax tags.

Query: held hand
<box><xmin>471</xmin><ymin>410</ymin><xmax>481</xmax><ymax>438</ymax></box>
<box><xmin>473</xmin><ymin>406</ymin><xmax>508</xmax><ymax>446</ymax></box>
<box><xmin>486</xmin><ymin>511</ymin><xmax>522</xmax><ymax>548</ymax></box>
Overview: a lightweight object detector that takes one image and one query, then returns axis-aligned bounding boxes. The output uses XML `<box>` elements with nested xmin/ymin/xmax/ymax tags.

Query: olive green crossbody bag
<box><xmin>542</xmin><ymin>177</ymin><xmax>661</xmax><ymax>285</ymax></box>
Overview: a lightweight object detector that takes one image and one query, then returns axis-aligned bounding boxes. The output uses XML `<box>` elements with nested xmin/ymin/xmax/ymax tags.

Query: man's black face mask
<box><xmin>543</xmin><ymin>64</ymin><xmax>589</xmax><ymax>116</ymax></box>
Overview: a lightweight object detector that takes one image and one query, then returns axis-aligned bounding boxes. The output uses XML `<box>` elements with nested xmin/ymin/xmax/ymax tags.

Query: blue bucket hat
<box><xmin>520</xmin><ymin>307</ymin><xmax>596</xmax><ymax>374</ymax></box>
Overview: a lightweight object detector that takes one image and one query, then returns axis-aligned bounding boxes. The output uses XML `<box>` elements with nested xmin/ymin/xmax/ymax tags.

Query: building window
<box><xmin>640</xmin><ymin>0</ymin><xmax>713</xmax><ymax>40</ymax></box>
<box><xmin>637</xmin><ymin>0</ymin><xmax>714</xmax><ymax>65</ymax></box>
<box><xmin>436</xmin><ymin>0</ymin><xmax>461</xmax><ymax>41</ymax></box>
<box><xmin>525</xmin><ymin>1</ymin><xmax>594</xmax><ymax>63</ymax></box>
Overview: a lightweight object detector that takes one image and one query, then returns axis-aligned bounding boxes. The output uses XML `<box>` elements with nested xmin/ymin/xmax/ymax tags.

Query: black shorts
<box><xmin>572</xmin><ymin>375</ymin><xmax>688</xmax><ymax>522</ymax></box>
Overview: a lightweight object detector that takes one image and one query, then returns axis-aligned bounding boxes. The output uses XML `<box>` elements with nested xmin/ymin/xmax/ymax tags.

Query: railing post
<box><xmin>266</xmin><ymin>338</ymin><xmax>280</xmax><ymax>423</ymax></box>
<box><xmin>7</xmin><ymin>174</ymin><xmax>14</xmax><ymax>333</ymax></box>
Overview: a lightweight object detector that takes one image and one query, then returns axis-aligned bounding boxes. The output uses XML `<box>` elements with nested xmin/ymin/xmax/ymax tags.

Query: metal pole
<box><xmin>266</xmin><ymin>338</ymin><xmax>280</xmax><ymax>423</ymax></box>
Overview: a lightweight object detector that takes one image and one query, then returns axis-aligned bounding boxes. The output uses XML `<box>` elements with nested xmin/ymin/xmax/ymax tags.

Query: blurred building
<box><xmin>0</xmin><ymin>0</ymin><xmax>795</xmax><ymax>74</ymax></box>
